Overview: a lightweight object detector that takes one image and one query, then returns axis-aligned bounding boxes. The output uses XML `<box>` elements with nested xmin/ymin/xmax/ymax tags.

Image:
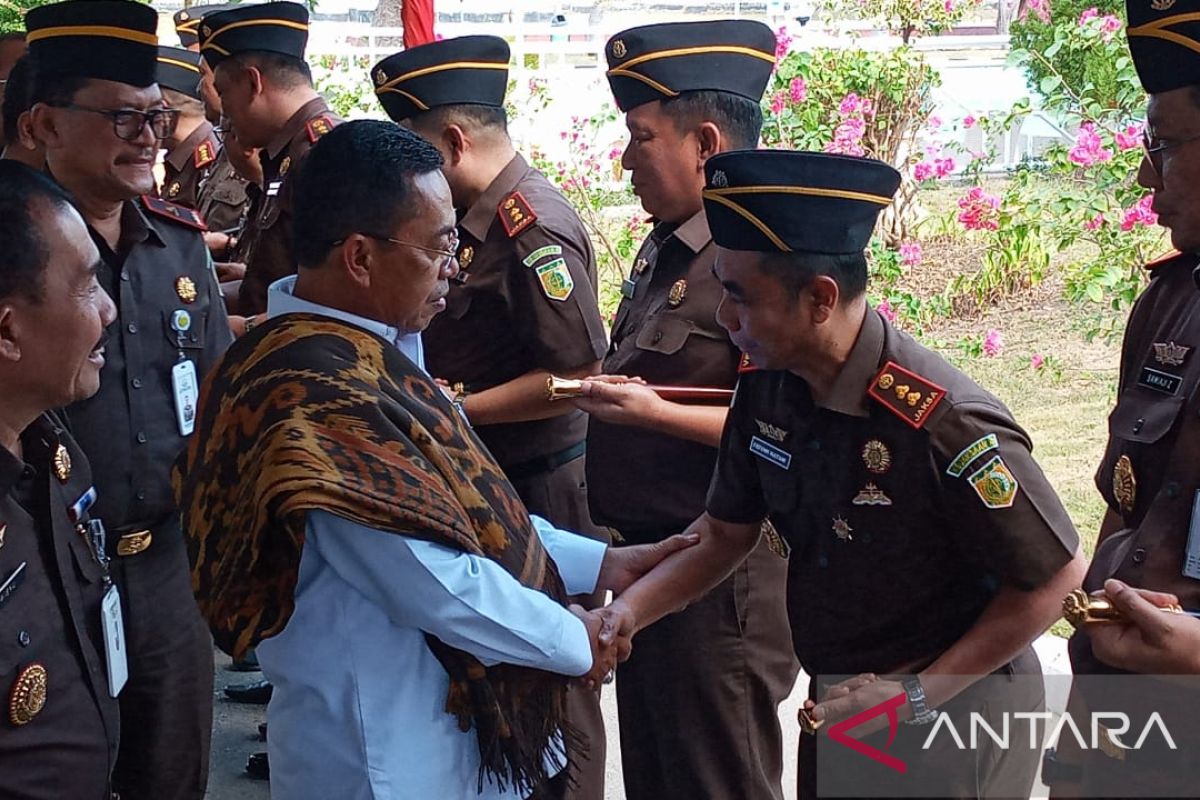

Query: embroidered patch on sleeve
<box><xmin>535</xmin><ymin>258</ymin><xmax>574</xmax><ymax>301</ymax></box>
<box><xmin>946</xmin><ymin>433</ymin><xmax>1000</xmax><ymax>477</ymax></box>
<box><xmin>967</xmin><ymin>455</ymin><xmax>1019</xmax><ymax>509</ymax></box>
<box><xmin>522</xmin><ymin>244</ymin><xmax>563</xmax><ymax>268</ymax></box>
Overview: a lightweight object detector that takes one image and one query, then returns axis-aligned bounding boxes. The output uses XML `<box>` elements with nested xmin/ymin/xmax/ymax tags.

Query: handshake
<box><xmin>569</xmin><ymin>531</ymin><xmax>700</xmax><ymax>690</ymax></box>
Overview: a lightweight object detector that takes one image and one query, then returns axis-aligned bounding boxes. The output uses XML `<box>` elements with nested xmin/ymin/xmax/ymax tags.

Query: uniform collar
<box><xmin>266</xmin><ymin>95</ymin><xmax>331</xmax><ymax>162</ymax></box>
<box><xmin>459</xmin><ymin>153</ymin><xmax>529</xmax><ymax>241</ymax></box>
<box><xmin>125</xmin><ymin>199</ymin><xmax>168</xmax><ymax>248</ymax></box>
<box><xmin>671</xmin><ymin>209</ymin><xmax>712</xmax><ymax>254</ymax></box>
<box><xmin>166</xmin><ymin>119</ymin><xmax>216</xmax><ymax>172</ymax></box>
<box><xmin>0</xmin><ymin>414</ymin><xmax>57</xmax><ymax>497</ymax></box>
<box><xmin>818</xmin><ymin>306</ymin><xmax>886</xmax><ymax>418</ymax></box>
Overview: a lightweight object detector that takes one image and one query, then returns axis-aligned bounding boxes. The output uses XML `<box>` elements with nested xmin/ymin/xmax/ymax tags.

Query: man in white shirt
<box><xmin>175</xmin><ymin>119</ymin><xmax>692</xmax><ymax>800</ymax></box>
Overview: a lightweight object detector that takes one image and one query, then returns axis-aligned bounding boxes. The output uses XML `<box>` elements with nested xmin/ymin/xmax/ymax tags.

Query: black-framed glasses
<box><xmin>55</xmin><ymin>104</ymin><xmax>181</xmax><ymax>141</ymax></box>
<box><xmin>1142</xmin><ymin>128</ymin><xmax>1200</xmax><ymax>175</ymax></box>
<box><xmin>330</xmin><ymin>231</ymin><xmax>460</xmax><ymax>268</ymax></box>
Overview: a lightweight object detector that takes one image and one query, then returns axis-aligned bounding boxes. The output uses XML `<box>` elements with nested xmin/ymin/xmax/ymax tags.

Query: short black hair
<box><xmin>758</xmin><ymin>250</ymin><xmax>869</xmax><ymax>303</ymax></box>
<box><xmin>292</xmin><ymin>120</ymin><xmax>445</xmax><ymax>268</ymax></box>
<box><xmin>29</xmin><ymin>67</ymin><xmax>90</xmax><ymax>108</ymax></box>
<box><xmin>224</xmin><ymin>51</ymin><xmax>312</xmax><ymax>89</ymax></box>
<box><xmin>659</xmin><ymin>90</ymin><xmax>763</xmax><ymax>150</ymax></box>
<box><xmin>161</xmin><ymin>87</ymin><xmax>204</xmax><ymax>117</ymax></box>
<box><xmin>0</xmin><ymin>160</ymin><xmax>77</xmax><ymax>303</ymax></box>
<box><xmin>2</xmin><ymin>54</ymin><xmax>35</xmax><ymax>143</ymax></box>
<box><xmin>414</xmin><ymin>103</ymin><xmax>508</xmax><ymax>137</ymax></box>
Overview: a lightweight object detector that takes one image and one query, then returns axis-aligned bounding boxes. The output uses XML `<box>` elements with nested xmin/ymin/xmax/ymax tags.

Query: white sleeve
<box><xmin>530</xmin><ymin>514</ymin><xmax>607</xmax><ymax>596</ymax></box>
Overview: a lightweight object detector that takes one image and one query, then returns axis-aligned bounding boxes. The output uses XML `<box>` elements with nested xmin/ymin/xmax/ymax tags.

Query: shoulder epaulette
<box><xmin>867</xmin><ymin>360</ymin><xmax>946</xmax><ymax>429</ymax></box>
<box><xmin>738</xmin><ymin>352</ymin><xmax>758</xmax><ymax>374</ymax></box>
<box><xmin>305</xmin><ymin>116</ymin><xmax>335</xmax><ymax>144</ymax></box>
<box><xmin>193</xmin><ymin>138</ymin><xmax>218</xmax><ymax>169</ymax></box>
<box><xmin>140</xmin><ymin>195</ymin><xmax>208</xmax><ymax>232</ymax></box>
<box><xmin>1145</xmin><ymin>250</ymin><xmax>1185</xmax><ymax>270</ymax></box>
<box><xmin>499</xmin><ymin>190</ymin><xmax>537</xmax><ymax>238</ymax></box>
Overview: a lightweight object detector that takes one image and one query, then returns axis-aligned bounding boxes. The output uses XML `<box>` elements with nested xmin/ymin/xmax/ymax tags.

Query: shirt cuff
<box><xmin>530</xmin><ymin>515</ymin><xmax>607</xmax><ymax>596</ymax></box>
<box><xmin>555</xmin><ymin>611</ymin><xmax>594</xmax><ymax>677</ymax></box>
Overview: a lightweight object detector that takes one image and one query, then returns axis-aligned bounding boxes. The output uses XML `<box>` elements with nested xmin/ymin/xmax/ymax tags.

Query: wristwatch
<box><xmin>901</xmin><ymin>676</ymin><xmax>938</xmax><ymax>725</ymax></box>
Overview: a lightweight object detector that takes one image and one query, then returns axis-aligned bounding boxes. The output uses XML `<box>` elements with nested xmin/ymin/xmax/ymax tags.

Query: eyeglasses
<box><xmin>55</xmin><ymin>104</ymin><xmax>181</xmax><ymax>142</ymax></box>
<box><xmin>330</xmin><ymin>232</ymin><xmax>460</xmax><ymax>268</ymax></box>
<box><xmin>1142</xmin><ymin>128</ymin><xmax>1200</xmax><ymax>175</ymax></box>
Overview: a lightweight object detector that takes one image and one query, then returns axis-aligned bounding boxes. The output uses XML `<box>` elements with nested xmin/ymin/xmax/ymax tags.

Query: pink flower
<box><xmin>1022</xmin><ymin>0</ymin><xmax>1051</xmax><ymax>23</ymax></box>
<box><xmin>899</xmin><ymin>241</ymin><xmax>923</xmax><ymax>266</ymax></box>
<box><xmin>1083</xmin><ymin>213</ymin><xmax>1106</xmax><ymax>231</ymax></box>
<box><xmin>1115</xmin><ymin>123</ymin><xmax>1143</xmax><ymax>151</ymax></box>
<box><xmin>983</xmin><ymin>329</ymin><xmax>1004</xmax><ymax>358</ymax></box>
<box><xmin>789</xmin><ymin>76</ymin><xmax>808</xmax><ymax>104</ymax></box>
<box><xmin>839</xmin><ymin>93</ymin><xmax>864</xmax><ymax>116</ymax></box>
<box><xmin>913</xmin><ymin>161</ymin><xmax>935</xmax><ymax>182</ymax></box>
<box><xmin>1031</xmin><ymin>353</ymin><xmax>1046</xmax><ymax>370</ymax></box>
<box><xmin>928</xmin><ymin>115</ymin><xmax>943</xmax><ymax>130</ymax></box>
<box><xmin>1077</xmin><ymin>6</ymin><xmax>1098</xmax><ymax>24</ymax></box>
<box><xmin>1068</xmin><ymin>122</ymin><xmax>1113</xmax><ymax>168</ymax></box>
<box><xmin>1099</xmin><ymin>14</ymin><xmax>1122</xmax><ymax>40</ymax></box>
<box><xmin>934</xmin><ymin>156</ymin><xmax>956</xmax><ymax>178</ymax></box>
<box><xmin>877</xmin><ymin>297</ymin><xmax>898</xmax><ymax>322</ymax></box>
<box><xmin>1121</xmin><ymin>194</ymin><xmax>1158</xmax><ymax>231</ymax></box>
<box><xmin>944</xmin><ymin>0</ymin><xmax>955</xmax><ymax>12</ymax></box>
<box><xmin>957</xmin><ymin>187</ymin><xmax>1001</xmax><ymax>231</ymax></box>
<box><xmin>963</xmin><ymin>115</ymin><xmax>976</xmax><ymax>129</ymax></box>
<box><xmin>608</xmin><ymin>147</ymin><xmax>623</xmax><ymax>161</ymax></box>
<box><xmin>775</xmin><ymin>26</ymin><xmax>793</xmax><ymax>61</ymax></box>
<box><xmin>825</xmin><ymin>116</ymin><xmax>867</xmax><ymax>156</ymax></box>
<box><xmin>770</xmin><ymin>91</ymin><xmax>786</xmax><ymax>115</ymax></box>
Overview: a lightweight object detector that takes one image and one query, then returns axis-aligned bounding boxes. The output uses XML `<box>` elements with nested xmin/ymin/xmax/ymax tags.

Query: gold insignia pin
<box><xmin>710</xmin><ymin>170</ymin><xmax>728</xmax><ymax>188</ymax></box>
<box><xmin>633</xmin><ymin>258</ymin><xmax>649</xmax><ymax>275</ymax></box>
<box><xmin>201</xmin><ymin>24</ymin><xmax>211</xmax><ymax>37</ymax></box>
<box><xmin>877</xmin><ymin>373</ymin><xmax>894</xmax><ymax>390</ymax></box>
<box><xmin>1152</xmin><ymin>341</ymin><xmax>1191</xmax><ymax>367</ymax></box>
<box><xmin>8</xmin><ymin>663</ymin><xmax>47</xmax><ymax>726</ymax></box>
<box><xmin>458</xmin><ymin>246</ymin><xmax>474</xmax><ymax>269</ymax></box>
<box><xmin>761</xmin><ymin>520</ymin><xmax>789</xmax><ymax>559</ymax></box>
<box><xmin>279</xmin><ymin>156</ymin><xmax>292</xmax><ymax>177</ymax></box>
<box><xmin>894</xmin><ymin>383</ymin><xmax>910</xmax><ymax>399</ymax></box>
<box><xmin>832</xmin><ymin>516</ymin><xmax>853</xmax><ymax>541</ymax></box>
<box><xmin>611</xmin><ymin>39</ymin><xmax>627</xmax><ymax>59</ymax></box>
<box><xmin>906</xmin><ymin>391</ymin><xmax>922</xmax><ymax>407</ymax></box>
<box><xmin>754</xmin><ymin>419</ymin><xmax>788</xmax><ymax>443</ymax></box>
<box><xmin>1152</xmin><ymin>0</ymin><xmax>1176</xmax><ymax>10</ymax></box>
<box><xmin>52</xmin><ymin>444</ymin><xmax>71</xmax><ymax>482</ymax></box>
<box><xmin>168</xmin><ymin>181</ymin><xmax>181</xmax><ymax>198</ymax></box>
<box><xmin>1113</xmin><ymin>454</ymin><xmax>1136</xmax><ymax>513</ymax></box>
<box><xmin>667</xmin><ymin>279</ymin><xmax>688</xmax><ymax>308</ymax></box>
<box><xmin>175</xmin><ymin>276</ymin><xmax>198</xmax><ymax>304</ymax></box>
<box><xmin>861</xmin><ymin>440</ymin><xmax>892</xmax><ymax>474</ymax></box>
<box><xmin>374</xmin><ymin>68</ymin><xmax>387</xmax><ymax>86</ymax></box>
<box><xmin>852</xmin><ymin>482</ymin><xmax>892</xmax><ymax>506</ymax></box>
<box><xmin>179</xmin><ymin>10</ymin><xmax>189</xmax><ymax>20</ymax></box>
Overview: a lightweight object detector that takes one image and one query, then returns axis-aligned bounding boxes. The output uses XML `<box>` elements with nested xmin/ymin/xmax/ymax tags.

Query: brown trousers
<box><xmin>507</xmin><ymin>453</ymin><xmax>608</xmax><ymax>800</ymax></box>
<box><xmin>108</xmin><ymin>518</ymin><xmax>213</xmax><ymax>800</ymax></box>
<box><xmin>616</xmin><ymin>538</ymin><xmax>798</xmax><ymax>800</ymax></box>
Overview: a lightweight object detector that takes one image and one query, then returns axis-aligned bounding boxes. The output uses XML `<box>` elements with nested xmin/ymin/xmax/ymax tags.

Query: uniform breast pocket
<box><xmin>210</xmin><ymin>181</ymin><xmax>248</xmax><ymax>207</ymax></box>
<box><xmin>162</xmin><ymin>310</ymin><xmax>209</xmax><ymax>351</ymax></box>
<box><xmin>635</xmin><ymin>313</ymin><xmax>721</xmax><ymax>356</ymax></box>
<box><xmin>1107</xmin><ymin>391</ymin><xmax>1183</xmax><ymax>444</ymax></box>
<box><xmin>756</xmin><ymin>455</ymin><xmax>800</xmax><ymax>515</ymax></box>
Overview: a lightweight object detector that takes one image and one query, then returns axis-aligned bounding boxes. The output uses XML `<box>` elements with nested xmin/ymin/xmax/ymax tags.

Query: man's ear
<box><xmin>338</xmin><ymin>235</ymin><xmax>373</xmax><ymax>289</ymax></box>
<box><xmin>443</xmin><ymin>124</ymin><xmax>468</xmax><ymax>166</ymax></box>
<box><xmin>245</xmin><ymin>64</ymin><xmax>266</xmax><ymax>100</ymax></box>
<box><xmin>808</xmin><ymin>275</ymin><xmax>841</xmax><ymax>324</ymax></box>
<box><xmin>28</xmin><ymin>104</ymin><xmax>64</xmax><ymax>151</ymax></box>
<box><xmin>696</xmin><ymin>121</ymin><xmax>723</xmax><ymax>164</ymax></box>
<box><xmin>0</xmin><ymin>305</ymin><xmax>22</xmax><ymax>363</ymax></box>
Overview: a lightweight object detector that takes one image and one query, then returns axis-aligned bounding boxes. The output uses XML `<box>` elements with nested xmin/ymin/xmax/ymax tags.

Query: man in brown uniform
<box><xmin>371</xmin><ymin>36</ymin><xmax>610</xmax><ymax>797</ymax></box>
<box><xmin>0</xmin><ymin>161</ymin><xmax>119</xmax><ymax>800</ymax></box>
<box><xmin>572</xmin><ymin>21</ymin><xmax>799</xmax><ymax>800</ymax></box>
<box><xmin>27</xmin><ymin>2</ymin><xmax>233</xmax><ymax>797</ymax></box>
<box><xmin>1048</xmin><ymin>2</ymin><xmax>1200</xmax><ymax>795</ymax></box>
<box><xmin>156</xmin><ymin>47</ymin><xmax>219</xmax><ymax>211</ymax></box>
<box><xmin>201</xmin><ymin>1</ymin><xmax>341</xmax><ymax>318</ymax></box>
<box><xmin>597</xmin><ymin>149</ymin><xmax>1086</xmax><ymax>799</ymax></box>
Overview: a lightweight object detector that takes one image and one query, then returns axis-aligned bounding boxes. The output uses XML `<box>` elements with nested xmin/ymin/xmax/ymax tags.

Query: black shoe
<box><xmin>246</xmin><ymin>751</ymin><xmax>269</xmax><ymax>780</ymax></box>
<box><xmin>258</xmin><ymin>722</ymin><xmax>268</xmax><ymax>742</ymax></box>
<box><xmin>224</xmin><ymin>678</ymin><xmax>273</xmax><ymax>704</ymax></box>
<box><xmin>228</xmin><ymin>649</ymin><xmax>260</xmax><ymax>672</ymax></box>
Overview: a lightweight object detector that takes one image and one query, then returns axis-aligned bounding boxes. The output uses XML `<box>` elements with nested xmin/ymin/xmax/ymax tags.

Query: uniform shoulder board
<box><xmin>305</xmin><ymin>116</ymin><xmax>335</xmax><ymax>144</ymax></box>
<box><xmin>498</xmin><ymin>190</ymin><xmax>538</xmax><ymax>239</ymax></box>
<box><xmin>738</xmin><ymin>352</ymin><xmax>759</xmax><ymax>374</ymax></box>
<box><xmin>193</xmin><ymin>138</ymin><xmax>218</xmax><ymax>169</ymax></box>
<box><xmin>1145</xmin><ymin>250</ymin><xmax>1184</xmax><ymax>270</ymax></box>
<box><xmin>140</xmin><ymin>195</ymin><xmax>208</xmax><ymax>232</ymax></box>
<box><xmin>867</xmin><ymin>360</ymin><xmax>946</xmax><ymax>430</ymax></box>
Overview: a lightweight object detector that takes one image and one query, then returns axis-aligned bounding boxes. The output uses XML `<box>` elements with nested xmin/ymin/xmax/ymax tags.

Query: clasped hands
<box><xmin>570</xmin><ymin>530</ymin><xmax>699</xmax><ymax>689</ymax></box>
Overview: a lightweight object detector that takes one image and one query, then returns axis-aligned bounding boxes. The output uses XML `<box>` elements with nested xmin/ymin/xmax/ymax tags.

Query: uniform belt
<box><xmin>503</xmin><ymin>441</ymin><xmax>586</xmax><ymax>482</ymax></box>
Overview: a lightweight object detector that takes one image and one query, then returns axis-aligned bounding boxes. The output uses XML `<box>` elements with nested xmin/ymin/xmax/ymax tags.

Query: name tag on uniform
<box><xmin>266</xmin><ymin>180</ymin><xmax>282</xmax><ymax>197</ymax></box>
<box><xmin>172</xmin><ymin>359</ymin><xmax>199</xmax><ymax>437</ymax></box>
<box><xmin>1184</xmin><ymin>491</ymin><xmax>1200</xmax><ymax>581</ymax></box>
<box><xmin>1137</xmin><ymin>366</ymin><xmax>1182</xmax><ymax>395</ymax></box>
<box><xmin>750</xmin><ymin>435</ymin><xmax>792</xmax><ymax>470</ymax></box>
<box><xmin>101</xmin><ymin>583</ymin><xmax>127</xmax><ymax>697</ymax></box>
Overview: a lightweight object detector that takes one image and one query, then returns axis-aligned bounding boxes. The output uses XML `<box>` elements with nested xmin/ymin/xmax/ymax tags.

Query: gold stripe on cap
<box><xmin>375</xmin><ymin>86</ymin><xmax>430</xmax><ymax>112</ymax></box>
<box><xmin>200</xmin><ymin>41</ymin><xmax>231</xmax><ymax>56</ymax></box>
<box><xmin>27</xmin><ymin>24</ymin><xmax>157</xmax><ymax>46</ymax></box>
<box><xmin>158</xmin><ymin>56</ymin><xmax>201</xmax><ymax>73</ymax></box>
<box><xmin>702</xmin><ymin>191</ymin><xmax>791</xmax><ymax>252</ymax></box>
<box><xmin>204</xmin><ymin>17</ymin><xmax>309</xmax><ymax>42</ymax></box>
<box><xmin>177</xmin><ymin>20</ymin><xmax>202</xmax><ymax>33</ymax></box>
<box><xmin>605</xmin><ymin>68</ymin><xmax>679</xmax><ymax>98</ymax></box>
<box><xmin>616</xmin><ymin>44</ymin><xmax>775</xmax><ymax>71</ymax></box>
<box><xmin>1128</xmin><ymin>14</ymin><xmax>1200</xmax><ymax>54</ymax></box>
<box><xmin>376</xmin><ymin>61</ymin><xmax>508</xmax><ymax>92</ymax></box>
<box><xmin>709</xmin><ymin>185</ymin><xmax>894</xmax><ymax>206</ymax></box>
